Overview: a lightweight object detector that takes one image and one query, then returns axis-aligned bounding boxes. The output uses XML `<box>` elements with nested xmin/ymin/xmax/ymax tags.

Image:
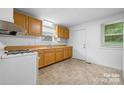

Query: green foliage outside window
<box><xmin>104</xmin><ymin>22</ymin><xmax>123</xmax><ymax>47</ymax></box>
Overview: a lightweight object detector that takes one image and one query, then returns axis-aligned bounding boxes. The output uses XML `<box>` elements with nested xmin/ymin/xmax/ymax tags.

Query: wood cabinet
<box><xmin>64</xmin><ymin>47</ymin><xmax>72</xmax><ymax>59</ymax></box>
<box><xmin>28</xmin><ymin>16</ymin><xmax>42</xmax><ymax>36</ymax></box>
<box><xmin>68</xmin><ymin>47</ymin><xmax>72</xmax><ymax>58</ymax></box>
<box><xmin>55</xmin><ymin>25</ymin><xmax>63</xmax><ymax>38</ymax></box>
<box><xmin>38</xmin><ymin>52</ymin><xmax>45</xmax><ymax>68</ymax></box>
<box><xmin>44</xmin><ymin>49</ymin><xmax>56</xmax><ymax>65</ymax></box>
<box><xmin>64</xmin><ymin>47</ymin><xmax>68</xmax><ymax>59</ymax></box>
<box><xmin>37</xmin><ymin>46</ymin><xmax>72</xmax><ymax>68</ymax></box>
<box><xmin>14</xmin><ymin>11</ymin><xmax>28</xmax><ymax>34</ymax></box>
<box><xmin>14</xmin><ymin>11</ymin><xmax>42</xmax><ymax>36</ymax></box>
<box><xmin>64</xmin><ymin>28</ymin><xmax>69</xmax><ymax>39</ymax></box>
<box><xmin>55</xmin><ymin>48</ymin><xmax>64</xmax><ymax>62</ymax></box>
<box><xmin>60</xmin><ymin>27</ymin><xmax>64</xmax><ymax>38</ymax></box>
<box><xmin>5</xmin><ymin>45</ymin><xmax>72</xmax><ymax>68</ymax></box>
<box><xmin>55</xmin><ymin>25</ymin><xmax>69</xmax><ymax>39</ymax></box>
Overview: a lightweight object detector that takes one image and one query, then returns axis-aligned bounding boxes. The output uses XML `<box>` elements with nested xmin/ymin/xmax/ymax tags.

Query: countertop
<box><xmin>5</xmin><ymin>45</ymin><xmax>72</xmax><ymax>52</ymax></box>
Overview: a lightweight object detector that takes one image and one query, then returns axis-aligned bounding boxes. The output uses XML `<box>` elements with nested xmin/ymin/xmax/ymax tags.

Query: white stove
<box><xmin>0</xmin><ymin>42</ymin><xmax>38</xmax><ymax>85</ymax></box>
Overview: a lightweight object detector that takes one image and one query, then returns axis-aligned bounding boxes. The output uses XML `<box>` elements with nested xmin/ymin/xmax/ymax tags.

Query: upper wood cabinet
<box><xmin>64</xmin><ymin>27</ymin><xmax>69</xmax><ymax>39</ymax></box>
<box><xmin>14</xmin><ymin>10</ymin><xmax>42</xmax><ymax>37</ymax></box>
<box><xmin>14</xmin><ymin>11</ymin><xmax>28</xmax><ymax>34</ymax></box>
<box><xmin>28</xmin><ymin>16</ymin><xmax>42</xmax><ymax>36</ymax></box>
<box><xmin>55</xmin><ymin>25</ymin><xmax>63</xmax><ymax>38</ymax></box>
<box><xmin>55</xmin><ymin>25</ymin><xmax>69</xmax><ymax>39</ymax></box>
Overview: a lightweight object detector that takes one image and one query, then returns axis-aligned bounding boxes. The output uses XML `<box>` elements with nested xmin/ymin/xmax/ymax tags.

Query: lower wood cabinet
<box><xmin>44</xmin><ymin>51</ymin><xmax>56</xmax><ymax>65</ymax></box>
<box><xmin>38</xmin><ymin>46</ymin><xmax>72</xmax><ymax>68</ymax></box>
<box><xmin>64</xmin><ymin>47</ymin><xmax>72</xmax><ymax>59</ymax></box>
<box><xmin>55</xmin><ymin>48</ymin><xmax>64</xmax><ymax>62</ymax></box>
<box><xmin>38</xmin><ymin>52</ymin><xmax>45</xmax><ymax>68</ymax></box>
<box><xmin>68</xmin><ymin>47</ymin><xmax>72</xmax><ymax>58</ymax></box>
<box><xmin>64</xmin><ymin>47</ymin><xmax>69</xmax><ymax>59</ymax></box>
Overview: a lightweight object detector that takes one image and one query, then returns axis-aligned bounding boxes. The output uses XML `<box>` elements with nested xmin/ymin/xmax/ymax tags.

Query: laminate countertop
<box><xmin>5</xmin><ymin>45</ymin><xmax>72</xmax><ymax>52</ymax></box>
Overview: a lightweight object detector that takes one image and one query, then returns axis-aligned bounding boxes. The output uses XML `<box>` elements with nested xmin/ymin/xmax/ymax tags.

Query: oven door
<box><xmin>0</xmin><ymin>52</ymin><xmax>38</xmax><ymax>85</ymax></box>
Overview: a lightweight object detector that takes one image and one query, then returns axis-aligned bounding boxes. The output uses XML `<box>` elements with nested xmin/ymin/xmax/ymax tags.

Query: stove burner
<box><xmin>5</xmin><ymin>50</ymin><xmax>33</xmax><ymax>55</ymax></box>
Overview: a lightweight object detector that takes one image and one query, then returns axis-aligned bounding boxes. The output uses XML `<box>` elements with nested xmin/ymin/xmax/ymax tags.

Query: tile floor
<box><xmin>38</xmin><ymin>58</ymin><xmax>124</xmax><ymax>85</ymax></box>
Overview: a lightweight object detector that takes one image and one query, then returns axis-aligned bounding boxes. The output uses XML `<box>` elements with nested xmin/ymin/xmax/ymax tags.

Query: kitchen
<box><xmin>0</xmin><ymin>8</ymin><xmax>123</xmax><ymax>85</ymax></box>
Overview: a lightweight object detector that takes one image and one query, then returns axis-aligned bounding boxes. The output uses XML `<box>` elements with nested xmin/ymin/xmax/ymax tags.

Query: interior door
<box><xmin>71</xmin><ymin>29</ymin><xmax>86</xmax><ymax>60</ymax></box>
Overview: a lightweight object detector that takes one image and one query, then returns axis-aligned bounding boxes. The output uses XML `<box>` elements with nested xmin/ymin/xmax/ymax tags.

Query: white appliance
<box><xmin>0</xmin><ymin>42</ymin><xmax>38</xmax><ymax>85</ymax></box>
<box><xmin>0</xmin><ymin>20</ymin><xmax>26</xmax><ymax>36</ymax></box>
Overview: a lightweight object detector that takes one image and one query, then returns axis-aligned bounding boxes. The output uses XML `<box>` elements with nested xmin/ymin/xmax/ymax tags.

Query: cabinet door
<box><xmin>14</xmin><ymin>11</ymin><xmax>28</xmax><ymax>34</ymax></box>
<box><xmin>64</xmin><ymin>28</ymin><xmax>69</xmax><ymax>39</ymax></box>
<box><xmin>55</xmin><ymin>25</ymin><xmax>65</xmax><ymax>38</ymax></box>
<box><xmin>38</xmin><ymin>52</ymin><xmax>45</xmax><ymax>68</ymax></box>
<box><xmin>28</xmin><ymin>16</ymin><xmax>42</xmax><ymax>36</ymax></box>
<box><xmin>55</xmin><ymin>25</ymin><xmax>59</xmax><ymax>38</ymax></box>
<box><xmin>64</xmin><ymin>47</ymin><xmax>72</xmax><ymax>59</ymax></box>
<box><xmin>55</xmin><ymin>48</ymin><xmax>64</xmax><ymax>62</ymax></box>
<box><xmin>64</xmin><ymin>47</ymin><xmax>69</xmax><ymax>59</ymax></box>
<box><xmin>58</xmin><ymin>26</ymin><xmax>64</xmax><ymax>38</ymax></box>
<box><xmin>68</xmin><ymin>47</ymin><xmax>72</xmax><ymax>58</ymax></box>
<box><xmin>64</xmin><ymin>28</ymin><xmax>67</xmax><ymax>39</ymax></box>
<box><xmin>59</xmin><ymin>26</ymin><xmax>64</xmax><ymax>38</ymax></box>
<box><xmin>62</xmin><ymin>27</ymin><xmax>66</xmax><ymax>39</ymax></box>
<box><xmin>66</xmin><ymin>28</ymin><xmax>69</xmax><ymax>39</ymax></box>
<box><xmin>44</xmin><ymin>51</ymin><xmax>55</xmax><ymax>65</ymax></box>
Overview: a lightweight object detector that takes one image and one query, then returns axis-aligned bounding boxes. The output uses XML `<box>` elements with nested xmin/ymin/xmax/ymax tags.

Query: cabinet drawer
<box><xmin>44</xmin><ymin>48</ymin><xmax>55</xmax><ymax>52</ymax></box>
<box><xmin>55</xmin><ymin>48</ymin><xmax>63</xmax><ymax>52</ymax></box>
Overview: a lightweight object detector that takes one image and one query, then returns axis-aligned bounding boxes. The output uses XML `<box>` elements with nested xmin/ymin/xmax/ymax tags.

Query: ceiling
<box><xmin>17</xmin><ymin>8</ymin><xmax>124</xmax><ymax>27</ymax></box>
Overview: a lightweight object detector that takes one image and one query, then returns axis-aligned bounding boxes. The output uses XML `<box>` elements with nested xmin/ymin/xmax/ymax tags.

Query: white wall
<box><xmin>69</xmin><ymin>13</ymin><xmax>124</xmax><ymax>70</ymax></box>
<box><xmin>0</xmin><ymin>35</ymin><xmax>67</xmax><ymax>46</ymax></box>
<box><xmin>0</xmin><ymin>35</ymin><xmax>42</xmax><ymax>46</ymax></box>
<box><xmin>0</xmin><ymin>8</ymin><xmax>14</xmax><ymax>22</ymax></box>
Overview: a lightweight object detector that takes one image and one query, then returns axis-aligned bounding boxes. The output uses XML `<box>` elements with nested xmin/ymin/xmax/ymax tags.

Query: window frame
<box><xmin>41</xmin><ymin>20</ymin><xmax>55</xmax><ymax>42</ymax></box>
<box><xmin>101</xmin><ymin>20</ymin><xmax>124</xmax><ymax>48</ymax></box>
<box><xmin>42</xmin><ymin>20</ymin><xmax>55</xmax><ymax>36</ymax></box>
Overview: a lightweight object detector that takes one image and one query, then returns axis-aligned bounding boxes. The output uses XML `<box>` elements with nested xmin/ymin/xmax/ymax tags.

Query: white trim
<box><xmin>105</xmin><ymin>33</ymin><xmax>123</xmax><ymax>36</ymax></box>
<box><xmin>102</xmin><ymin>19</ymin><xmax>124</xmax><ymax>25</ymax></box>
<box><xmin>100</xmin><ymin>46</ymin><xmax>123</xmax><ymax>50</ymax></box>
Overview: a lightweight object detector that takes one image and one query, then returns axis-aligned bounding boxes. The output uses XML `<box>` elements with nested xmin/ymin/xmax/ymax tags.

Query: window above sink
<box><xmin>42</xmin><ymin>20</ymin><xmax>55</xmax><ymax>36</ymax></box>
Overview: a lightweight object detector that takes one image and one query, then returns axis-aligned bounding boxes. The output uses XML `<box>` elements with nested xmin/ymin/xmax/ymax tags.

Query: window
<box><xmin>42</xmin><ymin>20</ymin><xmax>55</xmax><ymax>41</ymax></box>
<box><xmin>102</xmin><ymin>22</ymin><xmax>123</xmax><ymax>48</ymax></box>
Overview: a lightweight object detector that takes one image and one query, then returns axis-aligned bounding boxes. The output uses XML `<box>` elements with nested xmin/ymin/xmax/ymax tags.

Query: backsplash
<box><xmin>0</xmin><ymin>35</ymin><xmax>68</xmax><ymax>46</ymax></box>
